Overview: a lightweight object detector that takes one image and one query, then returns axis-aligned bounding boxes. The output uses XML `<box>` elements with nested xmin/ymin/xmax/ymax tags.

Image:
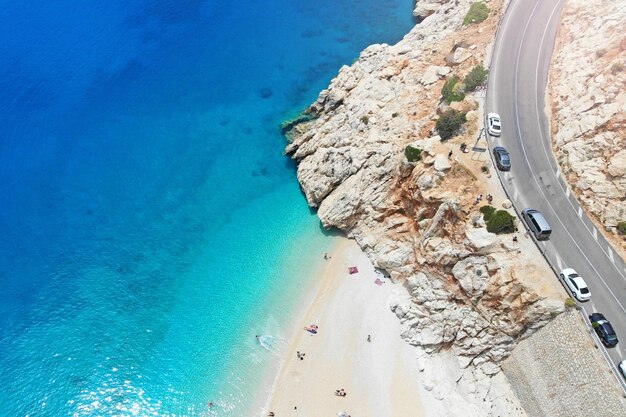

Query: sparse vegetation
<box><xmin>617</xmin><ymin>221</ymin><xmax>626</xmax><ymax>235</ymax></box>
<box><xmin>565</xmin><ymin>297</ymin><xmax>577</xmax><ymax>309</ymax></box>
<box><xmin>480</xmin><ymin>205</ymin><xmax>496</xmax><ymax>221</ymax></box>
<box><xmin>611</xmin><ymin>62</ymin><xmax>624</xmax><ymax>74</ymax></box>
<box><xmin>360</xmin><ymin>115</ymin><xmax>369</xmax><ymax>125</ymax></box>
<box><xmin>404</xmin><ymin>145</ymin><xmax>422</xmax><ymax>162</ymax></box>
<box><xmin>436</xmin><ymin>109</ymin><xmax>467</xmax><ymax>140</ymax></box>
<box><xmin>463</xmin><ymin>2</ymin><xmax>489</xmax><ymax>26</ymax></box>
<box><xmin>595</xmin><ymin>48</ymin><xmax>607</xmax><ymax>58</ymax></box>
<box><xmin>486</xmin><ymin>210</ymin><xmax>516</xmax><ymax>234</ymax></box>
<box><xmin>464</xmin><ymin>64</ymin><xmax>489</xmax><ymax>91</ymax></box>
<box><xmin>481</xmin><ymin>164</ymin><xmax>490</xmax><ymax>173</ymax></box>
<box><xmin>441</xmin><ymin>76</ymin><xmax>465</xmax><ymax>104</ymax></box>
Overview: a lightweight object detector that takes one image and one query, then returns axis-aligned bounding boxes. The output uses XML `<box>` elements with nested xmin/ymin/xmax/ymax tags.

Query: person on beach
<box><xmin>367</xmin><ymin>334</ymin><xmax>371</xmax><ymax>342</ymax></box>
<box><xmin>513</xmin><ymin>236</ymin><xmax>518</xmax><ymax>243</ymax></box>
<box><xmin>268</xmin><ymin>412</ymin><xmax>275</xmax><ymax>416</ymax></box>
<box><xmin>448</xmin><ymin>150</ymin><xmax>453</xmax><ymax>159</ymax></box>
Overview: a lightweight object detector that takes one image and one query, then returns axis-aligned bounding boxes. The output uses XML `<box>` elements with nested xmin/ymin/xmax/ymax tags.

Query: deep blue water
<box><xmin>0</xmin><ymin>1</ymin><xmax>414</xmax><ymax>415</ymax></box>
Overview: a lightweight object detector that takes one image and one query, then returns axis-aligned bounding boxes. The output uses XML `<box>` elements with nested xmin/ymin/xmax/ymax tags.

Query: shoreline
<box><xmin>260</xmin><ymin>238</ymin><xmax>426</xmax><ymax>417</ymax></box>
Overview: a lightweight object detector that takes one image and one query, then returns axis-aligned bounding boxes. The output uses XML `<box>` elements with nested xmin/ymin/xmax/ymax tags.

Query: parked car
<box><xmin>521</xmin><ymin>208</ymin><xmax>552</xmax><ymax>240</ymax></box>
<box><xmin>493</xmin><ymin>146</ymin><xmax>511</xmax><ymax>171</ymax></box>
<box><xmin>619</xmin><ymin>360</ymin><xmax>626</xmax><ymax>379</ymax></box>
<box><xmin>589</xmin><ymin>312</ymin><xmax>618</xmax><ymax>347</ymax></box>
<box><xmin>559</xmin><ymin>268</ymin><xmax>590</xmax><ymax>301</ymax></box>
<box><xmin>487</xmin><ymin>113</ymin><xmax>501</xmax><ymax>136</ymax></box>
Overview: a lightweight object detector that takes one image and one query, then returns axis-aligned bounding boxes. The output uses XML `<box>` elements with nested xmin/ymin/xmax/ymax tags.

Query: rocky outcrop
<box><xmin>549</xmin><ymin>0</ymin><xmax>626</xmax><ymax>247</ymax></box>
<box><xmin>285</xmin><ymin>0</ymin><xmax>564</xmax><ymax>377</ymax></box>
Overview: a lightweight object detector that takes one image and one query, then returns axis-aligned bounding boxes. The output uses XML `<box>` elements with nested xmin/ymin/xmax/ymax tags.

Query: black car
<box><xmin>493</xmin><ymin>146</ymin><xmax>511</xmax><ymax>171</ymax></box>
<box><xmin>589</xmin><ymin>312</ymin><xmax>618</xmax><ymax>347</ymax></box>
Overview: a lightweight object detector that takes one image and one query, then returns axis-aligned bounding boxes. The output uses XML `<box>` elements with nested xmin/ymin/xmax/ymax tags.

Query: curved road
<box><xmin>488</xmin><ymin>0</ymin><xmax>626</xmax><ymax>384</ymax></box>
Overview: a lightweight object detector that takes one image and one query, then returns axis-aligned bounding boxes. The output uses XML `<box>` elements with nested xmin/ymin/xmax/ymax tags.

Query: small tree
<box><xmin>464</xmin><ymin>64</ymin><xmax>488</xmax><ymax>91</ymax></box>
<box><xmin>405</xmin><ymin>145</ymin><xmax>422</xmax><ymax>162</ymax></box>
<box><xmin>441</xmin><ymin>76</ymin><xmax>465</xmax><ymax>104</ymax></box>
<box><xmin>480</xmin><ymin>205</ymin><xmax>496</xmax><ymax>221</ymax></box>
<box><xmin>436</xmin><ymin>109</ymin><xmax>467</xmax><ymax>140</ymax></box>
<box><xmin>617</xmin><ymin>221</ymin><xmax>626</xmax><ymax>235</ymax></box>
<box><xmin>486</xmin><ymin>210</ymin><xmax>516</xmax><ymax>234</ymax></box>
<box><xmin>463</xmin><ymin>2</ymin><xmax>490</xmax><ymax>25</ymax></box>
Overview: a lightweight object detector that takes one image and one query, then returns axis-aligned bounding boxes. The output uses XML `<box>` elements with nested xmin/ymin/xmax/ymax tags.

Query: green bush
<box><xmin>617</xmin><ymin>221</ymin><xmax>626</xmax><ymax>235</ymax></box>
<box><xmin>611</xmin><ymin>62</ymin><xmax>624</xmax><ymax>74</ymax></box>
<box><xmin>564</xmin><ymin>298</ymin><xmax>577</xmax><ymax>309</ymax></box>
<box><xmin>480</xmin><ymin>205</ymin><xmax>496</xmax><ymax>221</ymax></box>
<box><xmin>436</xmin><ymin>109</ymin><xmax>467</xmax><ymax>140</ymax></box>
<box><xmin>486</xmin><ymin>210</ymin><xmax>516</xmax><ymax>234</ymax></box>
<box><xmin>360</xmin><ymin>115</ymin><xmax>369</xmax><ymax>125</ymax></box>
<box><xmin>464</xmin><ymin>64</ymin><xmax>488</xmax><ymax>91</ymax></box>
<box><xmin>405</xmin><ymin>145</ymin><xmax>422</xmax><ymax>162</ymax></box>
<box><xmin>441</xmin><ymin>76</ymin><xmax>465</xmax><ymax>104</ymax></box>
<box><xmin>463</xmin><ymin>2</ymin><xmax>490</xmax><ymax>25</ymax></box>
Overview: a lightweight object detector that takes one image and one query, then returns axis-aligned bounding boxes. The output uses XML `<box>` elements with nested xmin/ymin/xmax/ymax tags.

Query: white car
<box><xmin>487</xmin><ymin>113</ymin><xmax>501</xmax><ymax>136</ymax></box>
<box><xmin>619</xmin><ymin>360</ymin><xmax>626</xmax><ymax>379</ymax></box>
<box><xmin>559</xmin><ymin>268</ymin><xmax>591</xmax><ymax>301</ymax></box>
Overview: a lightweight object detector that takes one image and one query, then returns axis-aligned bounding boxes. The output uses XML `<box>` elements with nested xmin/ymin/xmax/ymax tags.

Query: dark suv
<box><xmin>589</xmin><ymin>313</ymin><xmax>618</xmax><ymax>347</ymax></box>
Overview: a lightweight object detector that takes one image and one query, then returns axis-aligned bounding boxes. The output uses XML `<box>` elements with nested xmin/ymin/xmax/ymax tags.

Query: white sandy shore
<box><xmin>262</xmin><ymin>238</ymin><xmax>425</xmax><ymax>417</ymax></box>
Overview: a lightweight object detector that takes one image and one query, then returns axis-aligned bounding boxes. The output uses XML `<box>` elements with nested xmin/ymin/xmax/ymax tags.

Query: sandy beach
<box><xmin>263</xmin><ymin>238</ymin><xmax>424</xmax><ymax>417</ymax></box>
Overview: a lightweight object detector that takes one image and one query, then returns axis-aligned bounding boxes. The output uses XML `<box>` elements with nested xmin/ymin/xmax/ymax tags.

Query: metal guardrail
<box><xmin>482</xmin><ymin>0</ymin><xmax>626</xmax><ymax>397</ymax></box>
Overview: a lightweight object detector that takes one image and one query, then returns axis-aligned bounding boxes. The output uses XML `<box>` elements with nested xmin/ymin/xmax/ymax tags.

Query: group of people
<box><xmin>303</xmin><ymin>324</ymin><xmax>319</xmax><ymax>334</ymax></box>
<box><xmin>334</xmin><ymin>388</ymin><xmax>347</xmax><ymax>397</ymax></box>
<box><xmin>472</xmin><ymin>193</ymin><xmax>493</xmax><ymax>206</ymax></box>
<box><xmin>296</xmin><ymin>350</ymin><xmax>306</xmax><ymax>360</ymax></box>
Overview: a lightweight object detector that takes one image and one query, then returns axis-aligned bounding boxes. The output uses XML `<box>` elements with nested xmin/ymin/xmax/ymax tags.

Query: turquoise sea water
<box><xmin>0</xmin><ymin>1</ymin><xmax>414</xmax><ymax>415</ymax></box>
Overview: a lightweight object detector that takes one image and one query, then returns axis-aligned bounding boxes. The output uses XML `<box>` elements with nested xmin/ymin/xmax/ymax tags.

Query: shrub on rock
<box><xmin>464</xmin><ymin>64</ymin><xmax>488</xmax><ymax>91</ymax></box>
<box><xmin>486</xmin><ymin>210</ymin><xmax>516</xmax><ymax>234</ymax></box>
<box><xmin>480</xmin><ymin>205</ymin><xmax>496</xmax><ymax>221</ymax></box>
<box><xmin>441</xmin><ymin>76</ymin><xmax>465</xmax><ymax>104</ymax></box>
<box><xmin>436</xmin><ymin>109</ymin><xmax>467</xmax><ymax>140</ymax></box>
<box><xmin>405</xmin><ymin>145</ymin><xmax>422</xmax><ymax>162</ymax></box>
<box><xmin>617</xmin><ymin>221</ymin><xmax>626</xmax><ymax>235</ymax></box>
<box><xmin>463</xmin><ymin>2</ymin><xmax>490</xmax><ymax>25</ymax></box>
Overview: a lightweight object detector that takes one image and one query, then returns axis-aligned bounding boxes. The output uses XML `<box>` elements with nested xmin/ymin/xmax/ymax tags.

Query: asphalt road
<box><xmin>487</xmin><ymin>0</ymin><xmax>626</xmax><ymax>383</ymax></box>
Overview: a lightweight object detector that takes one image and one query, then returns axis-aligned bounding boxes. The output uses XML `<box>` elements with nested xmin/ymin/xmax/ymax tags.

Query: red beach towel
<box><xmin>348</xmin><ymin>266</ymin><xmax>359</xmax><ymax>274</ymax></box>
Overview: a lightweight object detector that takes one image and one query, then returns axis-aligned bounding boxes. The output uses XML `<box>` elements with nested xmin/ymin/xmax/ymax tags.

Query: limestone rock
<box><xmin>549</xmin><ymin>0</ymin><xmax>626</xmax><ymax>244</ymax></box>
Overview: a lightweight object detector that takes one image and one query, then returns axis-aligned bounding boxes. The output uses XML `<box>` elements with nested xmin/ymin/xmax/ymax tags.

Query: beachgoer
<box><xmin>448</xmin><ymin>150</ymin><xmax>453</xmax><ymax>159</ymax></box>
<box><xmin>268</xmin><ymin>412</ymin><xmax>275</xmax><ymax>416</ymax></box>
<box><xmin>513</xmin><ymin>236</ymin><xmax>518</xmax><ymax>243</ymax></box>
<box><xmin>486</xmin><ymin>194</ymin><xmax>493</xmax><ymax>203</ymax></box>
<box><xmin>255</xmin><ymin>335</ymin><xmax>260</xmax><ymax>341</ymax></box>
<box><xmin>367</xmin><ymin>334</ymin><xmax>371</xmax><ymax>342</ymax></box>
<box><xmin>324</xmin><ymin>253</ymin><xmax>328</xmax><ymax>260</ymax></box>
<box><xmin>208</xmin><ymin>402</ymin><xmax>214</xmax><ymax>408</ymax></box>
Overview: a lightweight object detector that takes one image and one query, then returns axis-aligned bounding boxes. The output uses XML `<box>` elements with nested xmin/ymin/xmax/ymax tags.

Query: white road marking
<box><xmin>578</xmin><ymin>207</ymin><xmax>583</xmax><ymax>218</ymax></box>
<box><xmin>513</xmin><ymin>188</ymin><xmax>519</xmax><ymax>202</ymax></box>
<box><xmin>617</xmin><ymin>349</ymin><xmax>624</xmax><ymax>360</ymax></box>
<box><xmin>609</xmin><ymin>248</ymin><xmax>614</xmax><ymax>264</ymax></box>
<box><xmin>513</xmin><ymin>0</ymin><xmax>626</xmax><ymax>313</ymax></box>
<box><xmin>555</xmin><ymin>169</ymin><xmax>560</xmax><ymax>179</ymax></box>
<box><xmin>556</xmin><ymin>254</ymin><xmax>563</xmax><ymax>270</ymax></box>
<box><xmin>565</xmin><ymin>187</ymin><xmax>570</xmax><ymax>198</ymax></box>
<box><xmin>593</xmin><ymin>228</ymin><xmax>598</xmax><ymax>241</ymax></box>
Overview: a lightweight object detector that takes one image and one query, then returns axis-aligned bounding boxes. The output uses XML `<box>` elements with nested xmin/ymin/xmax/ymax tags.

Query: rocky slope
<box><xmin>549</xmin><ymin>0</ymin><xmax>626</xmax><ymax>251</ymax></box>
<box><xmin>284</xmin><ymin>1</ymin><xmax>567</xmax><ymax>411</ymax></box>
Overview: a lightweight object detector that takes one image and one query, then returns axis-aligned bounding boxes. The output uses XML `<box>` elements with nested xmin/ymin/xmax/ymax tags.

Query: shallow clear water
<box><xmin>0</xmin><ymin>1</ymin><xmax>414</xmax><ymax>415</ymax></box>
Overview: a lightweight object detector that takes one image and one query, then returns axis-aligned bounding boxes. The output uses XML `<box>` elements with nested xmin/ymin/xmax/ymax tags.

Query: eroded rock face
<box><xmin>285</xmin><ymin>0</ymin><xmax>564</xmax><ymax>408</ymax></box>
<box><xmin>549</xmin><ymin>0</ymin><xmax>626</xmax><ymax>245</ymax></box>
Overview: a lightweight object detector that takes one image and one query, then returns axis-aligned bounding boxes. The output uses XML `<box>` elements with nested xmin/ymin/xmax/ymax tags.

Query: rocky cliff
<box><xmin>285</xmin><ymin>0</ymin><xmax>565</xmax><ymax>387</ymax></box>
<box><xmin>549</xmin><ymin>0</ymin><xmax>626</xmax><ymax>251</ymax></box>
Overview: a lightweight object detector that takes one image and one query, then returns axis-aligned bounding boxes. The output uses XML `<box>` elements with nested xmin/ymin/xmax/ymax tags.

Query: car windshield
<box><xmin>603</xmin><ymin>323</ymin><xmax>616</xmax><ymax>336</ymax></box>
<box><xmin>501</xmin><ymin>154</ymin><xmax>509</xmax><ymax>163</ymax></box>
<box><xmin>580</xmin><ymin>287</ymin><xmax>590</xmax><ymax>294</ymax></box>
